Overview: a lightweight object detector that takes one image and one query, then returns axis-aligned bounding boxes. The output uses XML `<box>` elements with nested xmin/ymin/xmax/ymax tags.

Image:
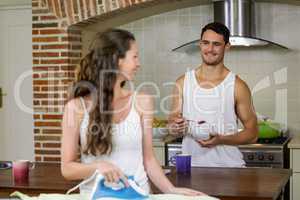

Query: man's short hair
<box><xmin>201</xmin><ymin>22</ymin><xmax>230</xmax><ymax>44</ymax></box>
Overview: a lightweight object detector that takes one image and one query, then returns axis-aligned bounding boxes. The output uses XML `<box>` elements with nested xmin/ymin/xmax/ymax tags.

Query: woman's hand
<box><xmin>168</xmin><ymin>186</ymin><xmax>206</xmax><ymax>196</ymax></box>
<box><xmin>97</xmin><ymin>161</ymin><xmax>129</xmax><ymax>187</ymax></box>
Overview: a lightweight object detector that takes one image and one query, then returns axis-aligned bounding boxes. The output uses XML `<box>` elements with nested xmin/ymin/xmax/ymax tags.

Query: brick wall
<box><xmin>32</xmin><ymin>0</ymin><xmax>151</xmax><ymax>162</ymax></box>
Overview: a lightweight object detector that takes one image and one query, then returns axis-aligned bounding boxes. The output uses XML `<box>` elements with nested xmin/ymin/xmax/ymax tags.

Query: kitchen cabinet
<box><xmin>288</xmin><ymin>136</ymin><xmax>300</xmax><ymax>200</ymax></box>
<box><xmin>292</xmin><ymin>173</ymin><xmax>300</xmax><ymax>199</ymax></box>
<box><xmin>153</xmin><ymin>139</ymin><xmax>165</xmax><ymax>166</ymax></box>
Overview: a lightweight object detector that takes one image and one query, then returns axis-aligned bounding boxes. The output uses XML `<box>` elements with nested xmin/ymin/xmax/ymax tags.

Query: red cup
<box><xmin>12</xmin><ymin>160</ymin><xmax>34</xmax><ymax>183</ymax></box>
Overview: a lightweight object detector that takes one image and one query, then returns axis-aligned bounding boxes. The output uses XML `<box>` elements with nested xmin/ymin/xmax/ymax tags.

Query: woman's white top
<box><xmin>78</xmin><ymin>93</ymin><xmax>150</xmax><ymax>193</ymax></box>
<box><xmin>182</xmin><ymin>69</ymin><xmax>245</xmax><ymax>167</ymax></box>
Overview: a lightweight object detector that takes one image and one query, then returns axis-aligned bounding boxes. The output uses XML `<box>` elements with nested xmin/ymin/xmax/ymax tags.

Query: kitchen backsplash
<box><xmin>83</xmin><ymin>3</ymin><xmax>300</xmax><ymax>134</ymax></box>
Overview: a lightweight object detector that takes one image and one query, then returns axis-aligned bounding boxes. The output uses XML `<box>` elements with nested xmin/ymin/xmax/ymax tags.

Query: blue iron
<box><xmin>90</xmin><ymin>174</ymin><xmax>149</xmax><ymax>200</ymax></box>
<box><xmin>67</xmin><ymin>170</ymin><xmax>149</xmax><ymax>200</ymax></box>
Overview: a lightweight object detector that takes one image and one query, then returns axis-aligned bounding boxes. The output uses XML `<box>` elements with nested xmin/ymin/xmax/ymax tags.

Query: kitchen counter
<box><xmin>161</xmin><ymin>167</ymin><xmax>291</xmax><ymax>200</ymax></box>
<box><xmin>288</xmin><ymin>135</ymin><xmax>300</xmax><ymax>148</ymax></box>
<box><xmin>0</xmin><ymin>162</ymin><xmax>291</xmax><ymax>200</ymax></box>
<box><xmin>0</xmin><ymin>162</ymin><xmax>77</xmax><ymax>197</ymax></box>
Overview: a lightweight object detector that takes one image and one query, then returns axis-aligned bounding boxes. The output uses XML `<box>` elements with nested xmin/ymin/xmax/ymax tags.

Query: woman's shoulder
<box><xmin>64</xmin><ymin>96</ymin><xmax>89</xmax><ymax>115</ymax></box>
<box><xmin>62</xmin><ymin>97</ymin><xmax>87</xmax><ymax>127</ymax></box>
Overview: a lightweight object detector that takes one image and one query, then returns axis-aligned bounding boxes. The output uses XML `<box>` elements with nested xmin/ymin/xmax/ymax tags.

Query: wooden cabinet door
<box><xmin>291</xmin><ymin>149</ymin><xmax>300</xmax><ymax>200</ymax></box>
<box><xmin>292</xmin><ymin>173</ymin><xmax>300</xmax><ymax>200</ymax></box>
<box><xmin>292</xmin><ymin>149</ymin><xmax>300</xmax><ymax>172</ymax></box>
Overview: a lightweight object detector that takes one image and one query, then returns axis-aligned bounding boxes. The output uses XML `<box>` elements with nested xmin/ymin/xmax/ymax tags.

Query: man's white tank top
<box><xmin>182</xmin><ymin>69</ymin><xmax>245</xmax><ymax>167</ymax></box>
<box><xmin>78</xmin><ymin>92</ymin><xmax>150</xmax><ymax>193</ymax></box>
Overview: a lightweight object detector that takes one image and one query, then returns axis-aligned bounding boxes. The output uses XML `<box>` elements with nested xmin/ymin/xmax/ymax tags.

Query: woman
<box><xmin>61</xmin><ymin>28</ymin><xmax>203</xmax><ymax>195</ymax></box>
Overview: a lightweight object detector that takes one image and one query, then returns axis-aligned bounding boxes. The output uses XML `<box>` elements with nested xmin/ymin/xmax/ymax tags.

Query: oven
<box><xmin>238</xmin><ymin>137</ymin><xmax>290</xmax><ymax>169</ymax></box>
<box><xmin>165</xmin><ymin>143</ymin><xmax>182</xmax><ymax>167</ymax></box>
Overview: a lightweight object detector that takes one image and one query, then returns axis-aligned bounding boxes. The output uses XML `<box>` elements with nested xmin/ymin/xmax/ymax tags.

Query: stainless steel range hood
<box><xmin>172</xmin><ymin>0</ymin><xmax>288</xmax><ymax>52</ymax></box>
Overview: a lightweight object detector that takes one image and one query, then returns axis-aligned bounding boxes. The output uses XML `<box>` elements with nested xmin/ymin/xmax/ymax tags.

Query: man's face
<box><xmin>199</xmin><ymin>29</ymin><xmax>230</xmax><ymax>66</ymax></box>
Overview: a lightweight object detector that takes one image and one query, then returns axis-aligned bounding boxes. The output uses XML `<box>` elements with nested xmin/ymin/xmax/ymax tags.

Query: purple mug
<box><xmin>171</xmin><ymin>154</ymin><xmax>191</xmax><ymax>173</ymax></box>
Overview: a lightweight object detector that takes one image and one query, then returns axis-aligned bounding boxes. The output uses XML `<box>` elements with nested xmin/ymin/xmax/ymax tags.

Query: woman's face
<box><xmin>118</xmin><ymin>41</ymin><xmax>140</xmax><ymax>81</ymax></box>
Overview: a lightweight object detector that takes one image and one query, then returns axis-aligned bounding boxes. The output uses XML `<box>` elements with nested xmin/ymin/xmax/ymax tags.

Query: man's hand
<box><xmin>168</xmin><ymin>115</ymin><xmax>188</xmax><ymax>135</ymax></box>
<box><xmin>197</xmin><ymin>134</ymin><xmax>222</xmax><ymax>148</ymax></box>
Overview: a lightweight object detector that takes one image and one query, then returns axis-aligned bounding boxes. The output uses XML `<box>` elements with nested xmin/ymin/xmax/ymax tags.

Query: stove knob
<box><xmin>268</xmin><ymin>155</ymin><xmax>274</xmax><ymax>161</ymax></box>
<box><xmin>258</xmin><ymin>155</ymin><xmax>264</xmax><ymax>160</ymax></box>
<box><xmin>247</xmin><ymin>154</ymin><xmax>254</xmax><ymax>160</ymax></box>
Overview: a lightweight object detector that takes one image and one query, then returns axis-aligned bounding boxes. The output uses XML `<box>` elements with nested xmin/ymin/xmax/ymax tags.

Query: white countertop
<box><xmin>288</xmin><ymin>135</ymin><xmax>300</xmax><ymax>149</ymax></box>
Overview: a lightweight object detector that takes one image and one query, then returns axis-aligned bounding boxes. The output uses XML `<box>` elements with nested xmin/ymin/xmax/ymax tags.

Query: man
<box><xmin>168</xmin><ymin>22</ymin><xmax>258</xmax><ymax>167</ymax></box>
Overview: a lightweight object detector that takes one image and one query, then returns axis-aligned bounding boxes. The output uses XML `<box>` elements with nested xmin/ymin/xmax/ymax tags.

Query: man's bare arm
<box><xmin>168</xmin><ymin>75</ymin><xmax>187</xmax><ymax>135</ymax></box>
<box><xmin>169</xmin><ymin>76</ymin><xmax>184</xmax><ymax>120</ymax></box>
<box><xmin>219</xmin><ymin>77</ymin><xmax>258</xmax><ymax>145</ymax></box>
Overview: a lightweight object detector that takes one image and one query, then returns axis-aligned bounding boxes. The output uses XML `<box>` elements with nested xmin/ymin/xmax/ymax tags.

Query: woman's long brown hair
<box><xmin>69</xmin><ymin>29</ymin><xmax>135</xmax><ymax>156</ymax></box>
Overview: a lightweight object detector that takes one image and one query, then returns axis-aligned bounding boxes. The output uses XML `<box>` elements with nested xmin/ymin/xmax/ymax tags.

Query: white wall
<box><xmin>82</xmin><ymin>3</ymin><xmax>300</xmax><ymax>135</ymax></box>
<box><xmin>0</xmin><ymin>7</ymin><xmax>34</xmax><ymax>161</ymax></box>
<box><xmin>0</xmin><ymin>0</ymin><xmax>30</xmax><ymax>7</ymax></box>
<box><xmin>129</xmin><ymin>3</ymin><xmax>300</xmax><ymax>135</ymax></box>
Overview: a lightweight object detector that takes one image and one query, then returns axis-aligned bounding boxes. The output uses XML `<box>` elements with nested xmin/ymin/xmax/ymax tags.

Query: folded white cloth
<box><xmin>11</xmin><ymin>191</ymin><xmax>87</xmax><ymax>200</ymax></box>
<box><xmin>11</xmin><ymin>191</ymin><xmax>220</xmax><ymax>200</ymax></box>
<box><xmin>151</xmin><ymin>194</ymin><xmax>219</xmax><ymax>200</ymax></box>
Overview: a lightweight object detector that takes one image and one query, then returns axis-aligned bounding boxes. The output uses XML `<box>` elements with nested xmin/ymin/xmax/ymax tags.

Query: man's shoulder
<box><xmin>173</xmin><ymin>74</ymin><xmax>187</xmax><ymax>92</ymax></box>
<box><xmin>176</xmin><ymin>68</ymin><xmax>198</xmax><ymax>87</ymax></box>
<box><xmin>235</xmin><ymin>75</ymin><xmax>249</xmax><ymax>89</ymax></box>
<box><xmin>234</xmin><ymin>75</ymin><xmax>252</xmax><ymax>99</ymax></box>
<box><xmin>176</xmin><ymin>74</ymin><xmax>185</xmax><ymax>84</ymax></box>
